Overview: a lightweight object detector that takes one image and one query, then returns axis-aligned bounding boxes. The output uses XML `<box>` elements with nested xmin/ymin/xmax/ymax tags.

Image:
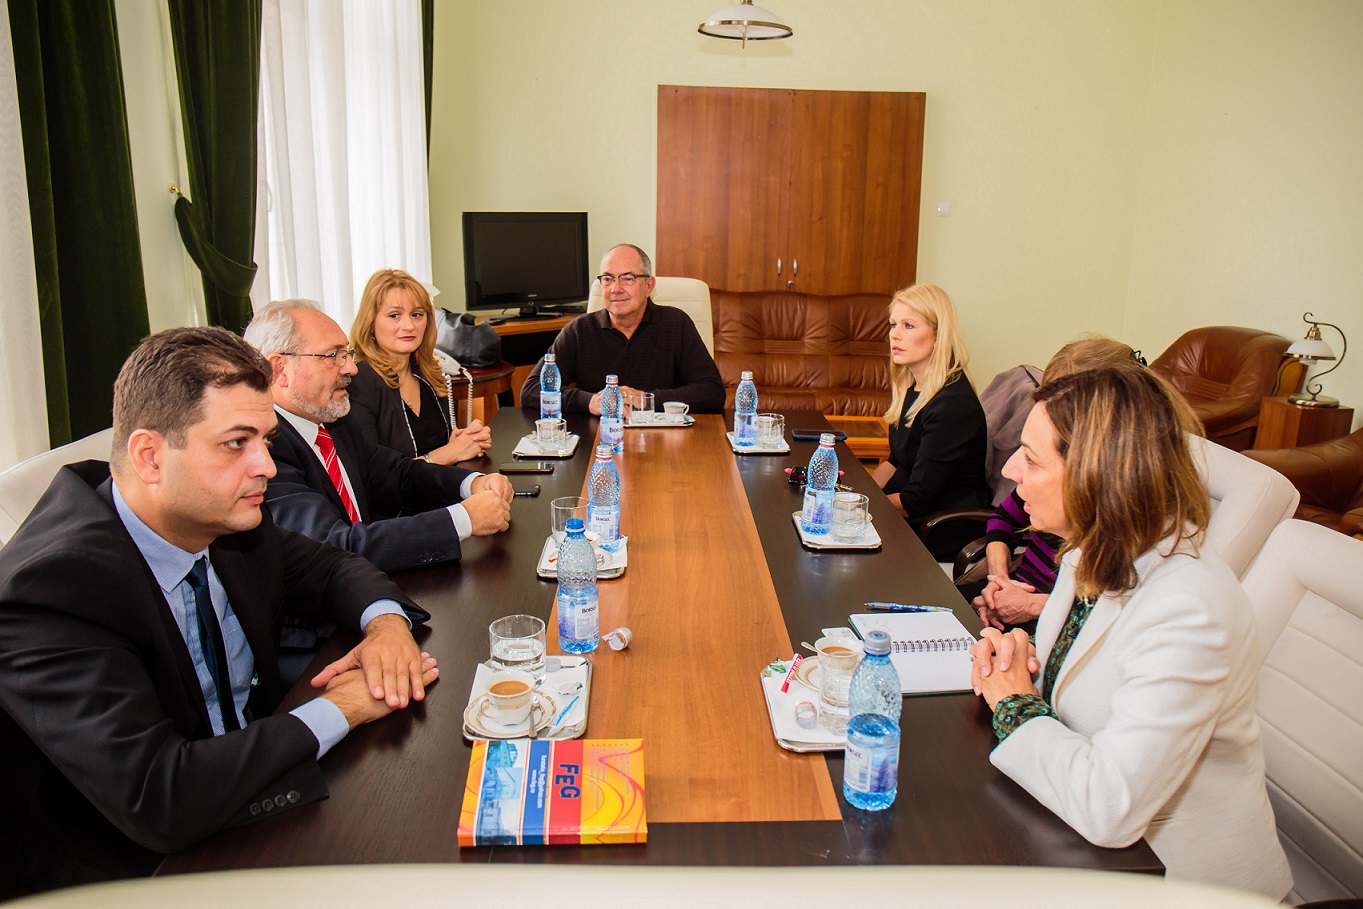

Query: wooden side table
<box><xmin>824</xmin><ymin>414</ymin><xmax>890</xmax><ymax>463</ymax></box>
<box><xmin>1254</xmin><ymin>397</ymin><xmax>1354</xmax><ymax>450</ymax></box>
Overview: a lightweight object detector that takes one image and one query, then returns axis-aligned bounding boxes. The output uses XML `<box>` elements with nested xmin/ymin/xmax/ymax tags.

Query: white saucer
<box><xmin>463</xmin><ymin>690</ymin><xmax>558</xmax><ymax>739</ymax></box>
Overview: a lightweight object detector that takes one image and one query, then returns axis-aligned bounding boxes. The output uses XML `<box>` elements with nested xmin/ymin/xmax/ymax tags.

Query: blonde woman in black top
<box><xmin>870</xmin><ymin>283</ymin><xmax>990</xmax><ymax>560</ymax></box>
<box><xmin>344</xmin><ymin>269</ymin><xmax>491</xmax><ymax>464</ymax></box>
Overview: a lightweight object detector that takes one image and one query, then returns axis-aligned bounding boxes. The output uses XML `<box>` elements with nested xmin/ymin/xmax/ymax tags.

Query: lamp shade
<box><xmin>698</xmin><ymin>2</ymin><xmax>793</xmax><ymax>40</ymax></box>
<box><xmin>1287</xmin><ymin>338</ymin><xmax>1336</xmax><ymax>360</ymax></box>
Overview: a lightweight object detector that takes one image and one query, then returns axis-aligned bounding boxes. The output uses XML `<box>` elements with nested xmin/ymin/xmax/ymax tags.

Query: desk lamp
<box><xmin>1287</xmin><ymin>312</ymin><xmax>1348</xmax><ymax>408</ymax></box>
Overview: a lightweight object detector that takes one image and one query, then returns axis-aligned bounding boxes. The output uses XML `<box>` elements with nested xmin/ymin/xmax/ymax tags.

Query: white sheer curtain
<box><xmin>254</xmin><ymin>0</ymin><xmax>433</xmax><ymax>330</ymax></box>
<box><xmin>0</xmin><ymin>2</ymin><xmax>50</xmax><ymax>470</ymax></box>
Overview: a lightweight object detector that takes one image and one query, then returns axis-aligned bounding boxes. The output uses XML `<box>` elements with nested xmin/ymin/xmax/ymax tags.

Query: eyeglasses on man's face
<box><xmin>281</xmin><ymin>347</ymin><xmax>356</xmax><ymax>366</ymax></box>
<box><xmin>597</xmin><ymin>273</ymin><xmax>650</xmax><ymax>288</ymax></box>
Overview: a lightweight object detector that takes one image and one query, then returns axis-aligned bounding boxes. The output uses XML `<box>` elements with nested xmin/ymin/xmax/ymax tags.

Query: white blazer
<box><xmin>990</xmin><ymin>538</ymin><xmax>1292</xmax><ymax>898</ymax></box>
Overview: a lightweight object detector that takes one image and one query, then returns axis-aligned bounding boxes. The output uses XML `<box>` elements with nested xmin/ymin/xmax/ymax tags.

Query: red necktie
<box><xmin>315</xmin><ymin>425</ymin><xmax>361</xmax><ymax>524</ymax></box>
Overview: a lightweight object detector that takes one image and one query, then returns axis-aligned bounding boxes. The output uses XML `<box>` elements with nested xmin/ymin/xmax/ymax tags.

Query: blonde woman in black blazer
<box><xmin>343</xmin><ymin>269</ymin><xmax>490</xmax><ymax>464</ymax></box>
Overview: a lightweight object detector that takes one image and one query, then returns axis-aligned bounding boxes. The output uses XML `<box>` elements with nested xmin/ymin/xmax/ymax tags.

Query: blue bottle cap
<box><xmin>566</xmin><ymin>517</ymin><xmax>585</xmax><ymax>533</ymax></box>
<box><xmin>864</xmin><ymin>630</ymin><xmax>891</xmax><ymax>656</ymax></box>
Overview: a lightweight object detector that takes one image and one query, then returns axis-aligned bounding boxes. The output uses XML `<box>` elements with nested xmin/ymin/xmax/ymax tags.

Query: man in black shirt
<box><xmin>520</xmin><ymin>244</ymin><xmax>725</xmax><ymax>414</ymax></box>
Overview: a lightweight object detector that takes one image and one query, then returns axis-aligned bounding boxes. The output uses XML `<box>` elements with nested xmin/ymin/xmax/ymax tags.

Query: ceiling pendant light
<box><xmin>698</xmin><ymin>0</ymin><xmax>793</xmax><ymax>48</ymax></box>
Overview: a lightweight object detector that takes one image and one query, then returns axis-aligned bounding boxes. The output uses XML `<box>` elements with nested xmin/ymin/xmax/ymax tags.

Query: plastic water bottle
<box><xmin>734</xmin><ymin>370</ymin><xmax>758</xmax><ymax>447</ymax></box>
<box><xmin>800</xmin><ymin>433</ymin><xmax>839</xmax><ymax>535</ymax></box>
<box><xmin>539</xmin><ymin>353</ymin><xmax>561</xmax><ymax>420</ymax></box>
<box><xmin>587</xmin><ymin>444</ymin><xmax>621</xmax><ymax>553</ymax></box>
<box><xmin>600</xmin><ymin>374</ymin><xmax>624</xmax><ymax>454</ymax></box>
<box><xmin>843</xmin><ymin>630</ymin><xmax>901</xmax><ymax>810</ymax></box>
<box><xmin>556</xmin><ymin>518</ymin><xmax>599</xmax><ymax>654</ymax></box>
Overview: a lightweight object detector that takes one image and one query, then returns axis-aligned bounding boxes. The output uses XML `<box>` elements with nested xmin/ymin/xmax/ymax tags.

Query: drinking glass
<box><xmin>757</xmin><ymin>412</ymin><xmax>785</xmax><ymax>448</ymax></box>
<box><xmin>627</xmin><ymin>391</ymin><xmax>655</xmax><ymax>425</ymax></box>
<box><xmin>816</xmin><ymin>636</ymin><xmax>864</xmax><ymax>734</ymax></box>
<box><xmin>832</xmin><ymin>492</ymin><xmax>871</xmax><ymax>543</ymax></box>
<box><xmin>488</xmin><ymin>614</ymin><xmax>547</xmax><ymax>680</ymax></box>
<box><xmin>535</xmin><ymin>417</ymin><xmax>569</xmax><ymax>455</ymax></box>
<box><xmin>550</xmin><ymin>495</ymin><xmax>589</xmax><ymax>543</ymax></box>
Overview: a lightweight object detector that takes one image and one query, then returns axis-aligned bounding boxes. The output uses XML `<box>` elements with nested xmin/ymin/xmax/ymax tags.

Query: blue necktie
<box><xmin>185</xmin><ymin>558</ymin><xmax>241</xmax><ymax>732</ymax></box>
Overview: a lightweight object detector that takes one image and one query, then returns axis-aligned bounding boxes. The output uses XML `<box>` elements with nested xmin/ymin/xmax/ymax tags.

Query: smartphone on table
<box><xmin>499</xmin><ymin>462</ymin><xmax>554</xmax><ymax>474</ymax></box>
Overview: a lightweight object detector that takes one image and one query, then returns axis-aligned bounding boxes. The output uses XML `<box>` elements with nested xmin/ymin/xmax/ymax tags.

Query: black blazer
<box><xmin>340</xmin><ymin>360</ymin><xmax>451</xmax><ymax>460</ymax></box>
<box><xmin>265</xmin><ymin>414</ymin><xmax>475</xmax><ymax>572</ymax></box>
<box><xmin>884</xmin><ymin>373</ymin><xmax>991</xmax><ymax>558</ymax></box>
<box><xmin>0</xmin><ymin>462</ymin><xmax>427</xmax><ymax>891</ymax></box>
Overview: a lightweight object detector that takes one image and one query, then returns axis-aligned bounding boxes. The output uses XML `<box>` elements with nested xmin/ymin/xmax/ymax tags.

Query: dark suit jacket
<box><xmin>0</xmin><ymin>462</ymin><xmax>428</xmax><ymax>891</ymax></box>
<box><xmin>340</xmin><ymin>360</ymin><xmax>451</xmax><ymax>460</ymax></box>
<box><xmin>265</xmin><ymin>414</ymin><xmax>474</xmax><ymax>572</ymax></box>
<box><xmin>884</xmin><ymin>373</ymin><xmax>991</xmax><ymax>560</ymax></box>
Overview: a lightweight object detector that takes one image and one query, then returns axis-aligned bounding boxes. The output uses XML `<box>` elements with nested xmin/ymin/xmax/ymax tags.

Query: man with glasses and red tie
<box><xmin>0</xmin><ymin>327</ymin><xmax>437</xmax><ymax>892</ymax></box>
<box><xmin>244</xmin><ymin>299</ymin><xmax>513</xmax><ymax>580</ymax></box>
<box><xmin>520</xmin><ymin>244</ymin><xmax>725</xmax><ymax>414</ymax></box>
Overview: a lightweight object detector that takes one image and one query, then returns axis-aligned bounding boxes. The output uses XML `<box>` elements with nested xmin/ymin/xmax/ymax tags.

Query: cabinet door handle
<box><xmin>776</xmin><ymin>257</ymin><xmax>782</xmax><ymax>277</ymax></box>
<box><xmin>792</xmin><ymin>258</ymin><xmax>798</xmax><ymax>277</ymax></box>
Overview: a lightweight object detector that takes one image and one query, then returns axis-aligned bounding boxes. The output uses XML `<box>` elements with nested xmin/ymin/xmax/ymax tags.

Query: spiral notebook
<box><xmin>848</xmin><ymin>612</ymin><xmax>977</xmax><ymax>696</ymax></box>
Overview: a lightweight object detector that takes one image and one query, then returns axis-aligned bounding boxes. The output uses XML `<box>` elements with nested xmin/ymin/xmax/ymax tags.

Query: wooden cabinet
<box><xmin>1254</xmin><ymin>397</ymin><xmax>1355</xmax><ymax>450</ymax></box>
<box><xmin>657</xmin><ymin>86</ymin><xmax>925</xmax><ymax>296</ymax></box>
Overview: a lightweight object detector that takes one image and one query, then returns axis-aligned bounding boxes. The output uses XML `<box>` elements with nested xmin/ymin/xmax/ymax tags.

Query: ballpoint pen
<box><xmin>864</xmin><ymin>602</ymin><xmax>954</xmax><ymax>613</ymax></box>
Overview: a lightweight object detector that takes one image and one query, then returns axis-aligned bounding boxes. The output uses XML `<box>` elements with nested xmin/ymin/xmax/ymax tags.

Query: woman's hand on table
<box><xmin>429</xmin><ymin>420</ymin><xmax>491</xmax><ymax>464</ymax></box>
<box><xmin>970</xmin><ymin>627</ymin><xmax>1040</xmax><ymax>710</ymax></box>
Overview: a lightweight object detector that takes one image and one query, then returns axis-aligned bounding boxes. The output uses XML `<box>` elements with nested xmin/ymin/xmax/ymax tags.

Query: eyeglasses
<box><xmin>597</xmin><ymin>273</ymin><xmax>650</xmax><ymax>288</ymax></box>
<box><xmin>281</xmin><ymin>347</ymin><xmax>356</xmax><ymax>366</ymax></box>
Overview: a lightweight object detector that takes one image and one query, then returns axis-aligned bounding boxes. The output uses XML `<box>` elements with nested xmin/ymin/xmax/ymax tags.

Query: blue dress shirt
<box><xmin>111</xmin><ymin>483</ymin><xmax>404</xmax><ymax>757</ymax></box>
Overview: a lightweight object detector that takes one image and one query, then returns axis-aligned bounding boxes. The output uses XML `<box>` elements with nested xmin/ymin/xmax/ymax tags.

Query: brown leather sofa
<box><xmin>1149</xmin><ymin>326</ymin><xmax>1301</xmax><ymax>451</ymax></box>
<box><xmin>710</xmin><ymin>290</ymin><xmax>891</xmax><ymax>416</ymax></box>
<box><xmin>1245</xmin><ymin>426</ymin><xmax>1363</xmax><ymax>538</ymax></box>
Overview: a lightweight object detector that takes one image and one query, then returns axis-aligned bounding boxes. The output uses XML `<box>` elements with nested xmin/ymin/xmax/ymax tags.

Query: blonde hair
<box><xmin>882</xmin><ymin>284</ymin><xmax>973</xmax><ymax>426</ymax></box>
<box><xmin>1043</xmin><ymin>335</ymin><xmax>1139</xmax><ymax>386</ymax></box>
<box><xmin>1035</xmin><ymin>367</ymin><xmax>1209</xmax><ymax>599</ymax></box>
<box><xmin>350</xmin><ymin>269</ymin><xmax>446</xmax><ymax>395</ymax></box>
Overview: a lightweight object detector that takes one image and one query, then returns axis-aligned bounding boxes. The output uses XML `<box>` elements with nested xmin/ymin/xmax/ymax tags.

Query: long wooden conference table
<box><xmin>160</xmin><ymin>409</ymin><xmax>1160</xmax><ymax>874</ymax></box>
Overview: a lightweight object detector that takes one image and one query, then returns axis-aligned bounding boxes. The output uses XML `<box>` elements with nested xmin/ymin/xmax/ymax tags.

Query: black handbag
<box><xmin>438</xmin><ymin>310</ymin><xmax>503</xmax><ymax>368</ymax></box>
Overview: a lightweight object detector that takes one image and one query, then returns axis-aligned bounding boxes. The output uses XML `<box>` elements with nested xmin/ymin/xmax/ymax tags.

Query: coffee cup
<box><xmin>661</xmin><ymin>401</ymin><xmax>689</xmax><ymax>423</ymax></box>
<box><xmin>480</xmin><ymin>669</ymin><xmax>535</xmax><ymax>727</ymax></box>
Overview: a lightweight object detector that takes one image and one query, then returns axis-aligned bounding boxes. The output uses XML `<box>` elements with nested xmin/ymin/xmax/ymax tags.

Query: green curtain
<box><xmin>423</xmin><ymin>0</ymin><xmax>434</xmax><ymax>153</ymax></box>
<box><xmin>8</xmin><ymin>0</ymin><xmax>150</xmax><ymax>446</ymax></box>
<box><xmin>167</xmin><ymin>0</ymin><xmax>262</xmax><ymax>335</ymax></box>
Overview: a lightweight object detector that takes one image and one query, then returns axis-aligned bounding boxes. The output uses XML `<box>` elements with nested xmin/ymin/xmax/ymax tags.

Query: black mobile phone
<box><xmin>791</xmin><ymin>429</ymin><xmax>848</xmax><ymax>442</ymax></box>
<box><xmin>499</xmin><ymin>461</ymin><xmax>554</xmax><ymax>474</ymax></box>
<box><xmin>512</xmin><ymin>483</ymin><xmax>541</xmax><ymax>497</ymax></box>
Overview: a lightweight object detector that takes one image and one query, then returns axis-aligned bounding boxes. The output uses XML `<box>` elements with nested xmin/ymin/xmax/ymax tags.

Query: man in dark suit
<box><xmin>0</xmin><ymin>328</ymin><xmax>438</xmax><ymax>893</ymax></box>
<box><xmin>243</xmin><ymin>299</ymin><xmax>512</xmax><ymax>573</ymax></box>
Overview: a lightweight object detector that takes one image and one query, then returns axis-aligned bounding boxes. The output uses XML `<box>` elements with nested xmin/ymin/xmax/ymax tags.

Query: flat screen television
<box><xmin>462</xmin><ymin>211</ymin><xmax>590</xmax><ymax>317</ymax></box>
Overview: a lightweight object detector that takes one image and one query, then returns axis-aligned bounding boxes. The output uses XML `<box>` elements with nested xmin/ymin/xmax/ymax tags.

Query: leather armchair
<box><xmin>1241</xmin><ymin>520</ymin><xmax>1363</xmax><ymax>903</ymax></box>
<box><xmin>588</xmin><ymin>276</ymin><xmax>715</xmax><ymax>354</ymax></box>
<box><xmin>1245</xmin><ymin>427</ymin><xmax>1363</xmax><ymax>538</ymax></box>
<box><xmin>709</xmin><ymin>290</ymin><xmax>890</xmax><ymax>416</ymax></box>
<box><xmin>1149</xmin><ymin>326</ymin><xmax>1298</xmax><ymax>451</ymax></box>
<box><xmin>0</xmin><ymin>428</ymin><xmax>114</xmax><ymax>545</ymax></box>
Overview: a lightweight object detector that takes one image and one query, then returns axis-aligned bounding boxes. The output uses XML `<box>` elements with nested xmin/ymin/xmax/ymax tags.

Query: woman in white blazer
<box><xmin>970</xmin><ymin>367</ymin><xmax>1291</xmax><ymax>899</ymax></box>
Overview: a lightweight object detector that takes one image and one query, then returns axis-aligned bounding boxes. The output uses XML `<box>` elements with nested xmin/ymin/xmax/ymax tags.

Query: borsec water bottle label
<box><xmin>601</xmin><ymin>421</ymin><xmax>623</xmax><ymax>451</ymax></box>
<box><xmin>541</xmin><ymin>391</ymin><xmax>561</xmax><ymax>419</ymax></box>
<box><xmin>843</xmin><ymin>739</ymin><xmax>874</xmax><ymax>792</ymax></box>
<box><xmin>801</xmin><ymin>488</ymin><xmax>833</xmax><ymax>534</ymax></box>
<box><xmin>588</xmin><ymin>505</ymin><xmax>619</xmax><ymax>543</ymax></box>
<box><xmin>575</xmin><ymin>594</ymin><xmax>599</xmax><ymax>638</ymax></box>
